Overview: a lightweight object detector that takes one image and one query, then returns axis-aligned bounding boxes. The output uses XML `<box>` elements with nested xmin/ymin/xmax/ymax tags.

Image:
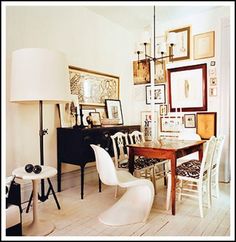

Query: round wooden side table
<box><xmin>12</xmin><ymin>165</ymin><xmax>57</xmax><ymax>236</ymax></box>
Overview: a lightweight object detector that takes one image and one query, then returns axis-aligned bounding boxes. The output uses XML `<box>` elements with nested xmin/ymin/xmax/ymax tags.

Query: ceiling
<box><xmin>86</xmin><ymin>5</ymin><xmax>222</xmax><ymax>31</ymax></box>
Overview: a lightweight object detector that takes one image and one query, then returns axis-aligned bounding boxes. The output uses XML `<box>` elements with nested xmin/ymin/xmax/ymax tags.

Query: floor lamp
<box><xmin>10</xmin><ymin>48</ymin><xmax>71</xmax><ymax>211</ymax></box>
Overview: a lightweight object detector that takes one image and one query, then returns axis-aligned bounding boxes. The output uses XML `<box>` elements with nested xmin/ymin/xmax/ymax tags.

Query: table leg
<box><xmin>170</xmin><ymin>154</ymin><xmax>177</xmax><ymax>215</ymax></box>
<box><xmin>23</xmin><ymin>180</ymin><xmax>55</xmax><ymax>236</ymax></box>
<box><xmin>199</xmin><ymin>143</ymin><xmax>204</xmax><ymax>161</ymax></box>
<box><xmin>128</xmin><ymin>148</ymin><xmax>135</xmax><ymax>174</ymax></box>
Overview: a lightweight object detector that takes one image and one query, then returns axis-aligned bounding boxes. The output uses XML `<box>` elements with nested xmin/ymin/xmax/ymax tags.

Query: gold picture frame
<box><xmin>196</xmin><ymin>112</ymin><xmax>217</xmax><ymax>140</ymax></box>
<box><xmin>155</xmin><ymin>61</ymin><xmax>167</xmax><ymax>83</ymax></box>
<box><xmin>69</xmin><ymin>65</ymin><xmax>119</xmax><ymax>106</ymax></box>
<box><xmin>168</xmin><ymin>26</ymin><xmax>191</xmax><ymax>62</ymax></box>
<box><xmin>133</xmin><ymin>59</ymin><xmax>150</xmax><ymax>85</ymax></box>
<box><xmin>194</xmin><ymin>31</ymin><xmax>215</xmax><ymax>60</ymax></box>
<box><xmin>159</xmin><ymin>104</ymin><xmax>168</xmax><ymax>116</ymax></box>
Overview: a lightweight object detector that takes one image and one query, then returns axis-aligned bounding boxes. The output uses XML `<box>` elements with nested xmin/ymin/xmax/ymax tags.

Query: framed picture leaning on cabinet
<box><xmin>105</xmin><ymin>99</ymin><xmax>124</xmax><ymax>125</ymax></box>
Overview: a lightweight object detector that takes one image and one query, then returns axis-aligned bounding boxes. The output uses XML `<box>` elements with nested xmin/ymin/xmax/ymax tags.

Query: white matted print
<box><xmin>141</xmin><ymin>111</ymin><xmax>158</xmax><ymax>141</ymax></box>
<box><xmin>160</xmin><ymin>116</ymin><xmax>183</xmax><ymax>133</ymax></box>
<box><xmin>105</xmin><ymin>99</ymin><xmax>124</xmax><ymax>125</ymax></box>
<box><xmin>146</xmin><ymin>84</ymin><xmax>166</xmax><ymax>104</ymax></box>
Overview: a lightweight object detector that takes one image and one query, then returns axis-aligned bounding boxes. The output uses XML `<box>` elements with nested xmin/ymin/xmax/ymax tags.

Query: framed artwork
<box><xmin>105</xmin><ymin>99</ymin><xmax>124</xmax><ymax>125</ymax></box>
<box><xmin>155</xmin><ymin>61</ymin><xmax>166</xmax><ymax>83</ymax></box>
<box><xmin>194</xmin><ymin>31</ymin><xmax>215</xmax><ymax>60</ymax></box>
<box><xmin>141</xmin><ymin>111</ymin><xmax>158</xmax><ymax>141</ymax></box>
<box><xmin>168</xmin><ymin>63</ymin><xmax>207</xmax><ymax>112</ymax></box>
<box><xmin>196</xmin><ymin>112</ymin><xmax>217</xmax><ymax>140</ymax></box>
<box><xmin>95</xmin><ymin>106</ymin><xmax>107</xmax><ymax>120</ymax></box>
<box><xmin>168</xmin><ymin>26</ymin><xmax>191</xmax><ymax>61</ymax></box>
<box><xmin>184</xmin><ymin>114</ymin><xmax>196</xmax><ymax>128</ymax></box>
<box><xmin>146</xmin><ymin>84</ymin><xmax>166</xmax><ymax>104</ymax></box>
<box><xmin>159</xmin><ymin>104</ymin><xmax>168</xmax><ymax>116</ymax></box>
<box><xmin>58</xmin><ymin>94</ymin><xmax>79</xmax><ymax>127</ymax></box>
<box><xmin>89</xmin><ymin>112</ymin><xmax>101</xmax><ymax>126</ymax></box>
<box><xmin>82</xmin><ymin>108</ymin><xmax>96</xmax><ymax>126</ymax></box>
<box><xmin>160</xmin><ymin>116</ymin><xmax>183</xmax><ymax>133</ymax></box>
<box><xmin>209</xmin><ymin>78</ymin><xmax>217</xmax><ymax>86</ymax></box>
<box><xmin>209</xmin><ymin>87</ymin><xmax>217</xmax><ymax>96</ymax></box>
<box><xmin>210</xmin><ymin>61</ymin><xmax>216</xmax><ymax>66</ymax></box>
<box><xmin>69</xmin><ymin>65</ymin><xmax>119</xmax><ymax>106</ymax></box>
<box><xmin>209</xmin><ymin>67</ymin><xmax>216</xmax><ymax>78</ymax></box>
<box><xmin>133</xmin><ymin>59</ymin><xmax>150</xmax><ymax>85</ymax></box>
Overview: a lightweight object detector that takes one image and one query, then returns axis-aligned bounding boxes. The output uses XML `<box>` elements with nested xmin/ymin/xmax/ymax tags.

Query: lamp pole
<box><xmin>25</xmin><ymin>100</ymin><xmax>60</xmax><ymax>212</ymax></box>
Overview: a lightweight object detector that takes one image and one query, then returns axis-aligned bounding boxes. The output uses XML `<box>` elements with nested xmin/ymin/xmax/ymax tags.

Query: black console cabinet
<box><xmin>57</xmin><ymin>125</ymin><xmax>140</xmax><ymax>199</ymax></box>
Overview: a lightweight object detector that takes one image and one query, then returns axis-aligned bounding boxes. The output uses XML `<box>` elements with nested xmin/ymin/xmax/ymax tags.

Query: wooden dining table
<box><xmin>127</xmin><ymin>139</ymin><xmax>205</xmax><ymax>215</ymax></box>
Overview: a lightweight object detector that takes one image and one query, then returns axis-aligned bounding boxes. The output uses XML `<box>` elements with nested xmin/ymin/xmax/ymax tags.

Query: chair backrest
<box><xmin>90</xmin><ymin>144</ymin><xmax>119</xmax><ymax>186</ymax></box>
<box><xmin>110</xmin><ymin>132</ymin><xmax>129</xmax><ymax>168</ymax></box>
<box><xmin>178</xmin><ymin>132</ymin><xmax>201</xmax><ymax>141</ymax></box>
<box><xmin>129</xmin><ymin>130</ymin><xmax>145</xmax><ymax>144</ymax></box>
<box><xmin>212</xmin><ymin>135</ymin><xmax>225</xmax><ymax>170</ymax></box>
<box><xmin>199</xmin><ymin>136</ymin><xmax>216</xmax><ymax>180</ymax></box>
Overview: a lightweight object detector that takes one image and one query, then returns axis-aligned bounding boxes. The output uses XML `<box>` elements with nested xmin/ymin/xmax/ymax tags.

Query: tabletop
<box><xmin>127</xmin><ymin>139</ymin><xmax>205</xmax><ymax>150</ymax></box>
<box><xmin>12</xmin><ymin>165</ymin><xmax>57</xmax><ymax>180</ymax></box>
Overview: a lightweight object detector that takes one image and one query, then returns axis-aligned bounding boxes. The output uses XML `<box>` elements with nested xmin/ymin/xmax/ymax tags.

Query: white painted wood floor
<box><xmin>21</xmin><ymin>177</ymin><xmax>231</xmax><ymax>239</ymax></box>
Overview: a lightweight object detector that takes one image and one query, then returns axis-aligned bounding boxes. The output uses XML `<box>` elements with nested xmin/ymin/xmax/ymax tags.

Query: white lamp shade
<box><xmin>159</xmin><ymin>42</ymin><xmax>167</xmax><ymax>53</ymax></box>
<box><xmin>10</xmin><ymin>48</ymin><xmax>71</xmax><ymax>103</ymax></box>
<box><xmin>167</xmin><ymin>32</ymin><xmax>177</xmax><ymax>45</ymax></box>
<box><xmin>142</xmin><ymin>31</ymin><xmax>150</xmax><ymax>44</ymax></box>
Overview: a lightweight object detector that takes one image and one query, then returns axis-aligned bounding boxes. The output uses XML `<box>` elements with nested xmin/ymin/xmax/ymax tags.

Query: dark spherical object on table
<box><xmin>25</xmin><ymin>164</ymin><xmax>34</xmax><ymax>173</ymax></box>
<box><xmin>33</xmin><ymin>165</ymin><xmax>42</xmax><ymax>174</ymax></box>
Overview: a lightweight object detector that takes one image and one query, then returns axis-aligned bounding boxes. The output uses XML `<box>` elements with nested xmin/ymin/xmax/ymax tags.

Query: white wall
<box><xmin>5</xmin><ymin>6</ymin><xmax>135</xmax><ymax>176</ymax></box>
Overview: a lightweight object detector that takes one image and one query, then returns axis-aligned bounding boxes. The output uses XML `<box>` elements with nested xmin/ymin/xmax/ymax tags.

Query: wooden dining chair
<box><xmin>129</xmin><ymin>130</ymin><xmax>170</xmax><ymax>193</ymax></box>
<box><xmin>110</xmin><ymin>131</ymin><xmax>155</xmax><ymax>197</ymax></box>
<box><xmin>211</xmin><ymin>135</ymin><xmax>225</xmax><ymax>199</ymax></box>
<box><xmin>166</xmin><ymin>136</ymin><xmax>216</xmax><ymax>218</ymax></box>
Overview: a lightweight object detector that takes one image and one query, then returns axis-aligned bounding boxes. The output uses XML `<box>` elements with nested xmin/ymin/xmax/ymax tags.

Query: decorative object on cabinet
<box><xmin>89</xmin><ymin>112</ymin><xmax>101</xmax><ymax>126</ymax></box>
<box><xmin>105</xmin><ymin>99</ymin><xmax>124</xmax><ymax>125</ymax></box>
<box><xmin>168</xmin><ymin>26</ymin><xmax>191</xmax><ymax>61</ymax></box>
<box><xmin>159</xmin><ymin>104</ymin><xmax>168</xmax><ymax>116</ymax></box>
<box><xmin>82</xmin><ymin>108</ymin><xmax>96</xmax><ymax>126</ymax></box>
<box><xmin>58</xmin><ymin>94</ymin><xmax>79</xmax><ymax>128</ymax></box>
<box><xmin>146</xmin><ymin>84</ymin><xmax>166</xmax><ymax>104</ymax></box>
<box><xmin>69</xmin><ymin>65</ymin><xmax>119</xmax><ymax>105</ymax></box>
<box><xmin>57</xmin><ymin>125</ymin><xmax>141</xmax><ymax>199</ymax></box>
<box><xmin>194</xmin><ymin>31</ymin><xmax>215</xmax><ymax>60</ymax></box>
<box><xmin>133</xmin><ymin>59</ymin><xmax>151</xmax><ymax>85</ymax></box>
<box><xmin>141</xmin><ymin>111</ymin><xmax>158</xmax><ymax>141</ymax></box>
<box><xmin>183</xmin><ymin>114</ymin><xmax>196</xmax><ymax>128</ymax></box>
<box><xmin>196</xmin><ymin>112</ymin><xmax>217</xmax><ymax>140</ymax></box>
<box><xmin>168</xmin><ymin>63</ymin><xmax>207</xmax><ymax>112</ymax></box>
<box><xmin>160</xmin><ymin>116</ymin><xmax>183</xmax><ymax>133</ymax></box>
<box><xmin>10</xmin><ymin>48</ymin><xmax>66</xmax><ymax>212</ymax></box>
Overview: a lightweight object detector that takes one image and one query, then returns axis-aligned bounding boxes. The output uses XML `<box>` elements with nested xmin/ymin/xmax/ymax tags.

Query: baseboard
<box><xmin>20</xmin><ymin>166</ymin><xmax>98</xmax><ymax>204</ymax></box>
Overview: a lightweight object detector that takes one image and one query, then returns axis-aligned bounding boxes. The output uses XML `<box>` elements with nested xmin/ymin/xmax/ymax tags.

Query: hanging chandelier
<box><xmin>135</xmin><ymin>6</ymin><xmax>176</xmax><ymax>72</ymax></box>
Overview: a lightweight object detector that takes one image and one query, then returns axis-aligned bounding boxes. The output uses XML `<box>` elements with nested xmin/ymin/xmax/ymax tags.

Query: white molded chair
<box><xmin>90</xmin><ymin>144</ymin><xmax>154</xmax><ymax>226</ymax></box>
<box><xmin>211</xmin><ymin>135</ymin><xmax>225</xmax><ymax>198</ymax></box>
<box><xmin>111</xmin><ymin>131</ymin><xmax>155</xmax><ymax>196</ymax></box>
<box><xmin>129</xmin><ymin>130</ymin><xmax>170</xmax><ymax>193</ymax></box>
<box><xmin>166</xmin><ymin>136</ymin><xmax>216</xmax><ymax>218</ymax></box>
